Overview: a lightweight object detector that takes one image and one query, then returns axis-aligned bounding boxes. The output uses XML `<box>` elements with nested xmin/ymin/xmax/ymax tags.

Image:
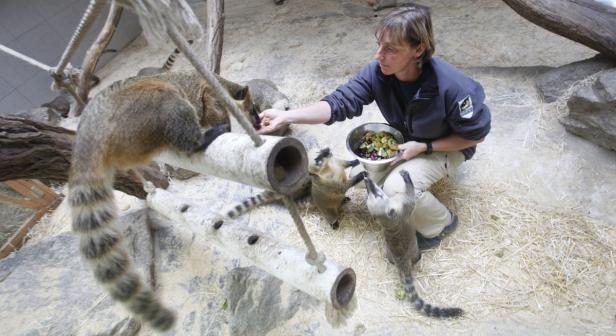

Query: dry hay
<box><xmin>261</xmin><ymin>175</ymin><xmax>616</xmax><ymax>332</ymax></box>
<box><xmin>428</xmin><ymin>179</ymin><xmax>615</xmax><ymax>313</ymax></box>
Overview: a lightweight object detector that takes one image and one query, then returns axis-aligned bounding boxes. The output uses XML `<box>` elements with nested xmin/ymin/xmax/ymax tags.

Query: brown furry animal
<box><xmin>365</xmin><ymin>170</ymin><xmax>463</xmax><ymax>318</ymax></box>
<box><xmin>68</xmin><ymin>72</ymin><xmax>257</xmax><ymax>331</ymax></box>
<box><xmin>220</xmin><ymin>148</ymin><xmax>364</xmax><ymax>229</ymax></box>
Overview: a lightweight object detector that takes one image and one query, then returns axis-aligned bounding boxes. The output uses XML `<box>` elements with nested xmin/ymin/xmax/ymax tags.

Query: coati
<box><xmin>68</xmin><ymin>72</ymin><xmax>258</xmax><ymax>331</ymax></box>
<box><xmin>137</xmin><ymin>44</ymin><xmax>289</xmax><ymax>136</ymax></box>
<box><xmin>136</xmin><ymin>43</ymin><xmax>288</xmax><ymax>127</ymax></box>
<box><xmin>364</xmin><ymin>170</ymin><xmax>463</xmax><ymax>318</ymax></box>
<box><xmin>41</xmin><ymin>93</ymin><xmax>72</xmax><ymax>118</ymax></box>
<box><xmin>220</xmin><ymin>148</ymin><xmax>365</xmax><ymax>229</ymax></box>
<box><xmin>137</xmin><ymin>40</ymin><xmax>193</xmax><ymax>76</ymax></box>
<box><xmin>244</xmin><ymin>78</ymin><xmax>290</xmax><ymax>135</ymax></box>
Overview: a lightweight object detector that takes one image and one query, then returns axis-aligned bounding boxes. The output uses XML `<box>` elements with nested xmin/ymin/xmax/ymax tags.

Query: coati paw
<box><xmin>412</xmin><ymin>251</ymin><xmax>422</xmax><ymax>264</ymax></box>
<box><xmin>196</xmin><ymin>124</ymin><xmax>230</xmax><ymax>152</ymax></box>
<box><xmin>330</xmin><ymin>220</ymin><xmax>339</xmax><ymax>230</ymax></box>
<box><xmin>386</xmin><ymin>249</ymin><xmax>395</xmax><ymax>265</ymax></box>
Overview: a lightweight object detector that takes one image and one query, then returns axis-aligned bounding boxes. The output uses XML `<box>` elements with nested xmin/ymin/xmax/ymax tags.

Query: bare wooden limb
<box><xmin>501</xmin><ymin>0</ymin><xmax>616</xmax><ymax>60</ymax></box>
<box><xmin>207</xmin><ymin>0</ymin><xmax>224</xmax><ymax>74</ymax></box>
<box><xmin>0</xmin><ymin>116</ymin><xmax>168</xmax><ymax>199</ymax></box>
<box><xmin>75</xmin><ymin>2</ymin><xmax>124</xmax><ymax>116</ymax></box>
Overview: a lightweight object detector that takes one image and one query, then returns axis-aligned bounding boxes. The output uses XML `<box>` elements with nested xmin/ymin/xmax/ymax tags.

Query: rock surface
<box><xmin>0</xmin><ymin>207</ymin><xmax>319</xmax><ymax>336</ymax></box>
<box><xmin>535</xmin><ymin>54</ymin><xmax>616</xmax><ymax>103</ymax></box>
<box><xmin>225</xmin><ymin>266</ymin><xmax>319</xmax><ymax>336</ymax></box>
<box><xmin>560</xmin><ymin>68</ymin><xmax>616</xmax><ymax>151</ymax></box>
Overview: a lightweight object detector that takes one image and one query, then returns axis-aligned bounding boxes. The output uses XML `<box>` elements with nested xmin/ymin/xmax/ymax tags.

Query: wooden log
<box><xmin>207</xmin><ymin>0</ymin><xmax>224</xmax><ymax>74</ymax></box>
<box><xmin>157</xmin><ymin>133</ymin><xmax>308</xmax><ymax>196</ymax></box>
<box><xmin>147</xmin><ymin>188</ymin><xmax>356</xmax><ymax>310</ymax></box>
<box><xmin>0</xmin><ymin>116</ymin><xmax>168</xmax><ymax>199</ymax></box>
<box><xmin>501</xmin><ymin>0</ymin><xmax>616</xmax><ymax>60</ymax></box>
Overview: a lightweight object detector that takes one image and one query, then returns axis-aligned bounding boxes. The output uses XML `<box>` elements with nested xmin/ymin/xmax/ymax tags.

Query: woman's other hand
<box><xmin>389</xmin><ymin>141</ymin><xmax>428</xmax><ymax>166</ymax></box>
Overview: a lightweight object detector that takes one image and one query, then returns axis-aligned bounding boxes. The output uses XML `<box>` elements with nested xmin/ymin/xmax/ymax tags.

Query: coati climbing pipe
<box><xmin>147</xmin><ymin>187</ymin><xmax>356</xmax><ymax>310</ymax></box>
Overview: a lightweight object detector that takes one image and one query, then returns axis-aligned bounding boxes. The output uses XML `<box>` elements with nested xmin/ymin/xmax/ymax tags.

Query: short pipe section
<box><xmin>156</xmin><ymin>133</ymin><xmax>308</xmax><ymax>196</ymax></box>
<box><xmin>331</xmin><ymin>268</ymin><xmax>356</xmax><ymax>310</ymax></box>
<box><xmin>266</xmin><ymin>136</ymin><xmax>308</xmax><ymax>196</ymax></box>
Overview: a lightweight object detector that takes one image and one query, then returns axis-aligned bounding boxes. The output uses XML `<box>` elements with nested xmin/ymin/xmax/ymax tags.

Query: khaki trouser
<box><xmin>353</xmin><ymin>151</ymin><xmax>465</xmax><ymax>238</ymax></box>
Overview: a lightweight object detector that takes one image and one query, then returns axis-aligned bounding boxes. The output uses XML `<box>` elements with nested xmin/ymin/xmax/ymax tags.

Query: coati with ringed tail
<box><xmin>364</xmin><ymin>170</ymin><xmax>463</xmax><ymax>318</ymax></box>
<box><xmin>137</xmin><ymin>40</ymin><xmax>193</xmax><ymax>77</ymax></box>
<box><xmin>68</xmin><ymin>71</ymin><xmax>259</xmax><ymax>331</ymax></box>
<box><xmin>220</xmin><ymin>147</ymin><xmax>365</xmax><ymax>229</ymax></box>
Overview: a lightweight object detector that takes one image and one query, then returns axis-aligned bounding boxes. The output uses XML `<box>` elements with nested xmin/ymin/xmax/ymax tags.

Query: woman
<box><xmin>258</xmin><ymin>6</ymin><xmax>491</xmax><ymax>248</ymax></box>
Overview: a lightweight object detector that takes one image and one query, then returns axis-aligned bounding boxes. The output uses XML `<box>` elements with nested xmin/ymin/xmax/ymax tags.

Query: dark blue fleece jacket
<box><xmin>322</xmin><ymin>57</ymin><xmax>491</xmax><ymax>160</ymax></box>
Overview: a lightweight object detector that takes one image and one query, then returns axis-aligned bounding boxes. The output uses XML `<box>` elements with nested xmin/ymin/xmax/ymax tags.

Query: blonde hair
<box><xmin>375</xmin><ymin>6</ymin><xmax>435</xmax><ymax>66</ymax></box>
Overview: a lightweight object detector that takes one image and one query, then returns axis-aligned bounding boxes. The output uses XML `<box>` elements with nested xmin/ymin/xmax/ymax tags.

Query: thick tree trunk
<box><xmin>0</xmin><ymin>116</ymin><xmax>168</xmax><ymax>199</ymax></box>
<box><xmin>207</xmin><ymin>0</ymin><xmax>224</xmax><ymax>74</ymax></box>
<box><xmin>501</xmin><ymin>0</ymin><xmax>616</xmax><ymax>61</ymax></box>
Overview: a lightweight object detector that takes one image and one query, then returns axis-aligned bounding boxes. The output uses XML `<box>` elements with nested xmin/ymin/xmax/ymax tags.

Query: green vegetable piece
<box><xmin>395</xmin><ymin>287</ymin><xmax>406</xmax><ymax>300</ymax></box>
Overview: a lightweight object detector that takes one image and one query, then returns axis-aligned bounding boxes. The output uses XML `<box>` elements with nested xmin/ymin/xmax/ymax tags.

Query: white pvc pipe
<box><xmin>156</xmin><ymin>133</ymin><xmax>308</xmax><ymax>196</ymax></box>
<box><xmin>147</xmin><ymin>188</ymin><xmax>356</xmax><ymax>309</ymax></box>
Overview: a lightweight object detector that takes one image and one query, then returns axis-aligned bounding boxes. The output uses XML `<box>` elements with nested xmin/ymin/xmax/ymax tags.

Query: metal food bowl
<box><xmin>345</xmin><ymin>123</ymin><xmax>404</xmax><ymax>173</ymax></box>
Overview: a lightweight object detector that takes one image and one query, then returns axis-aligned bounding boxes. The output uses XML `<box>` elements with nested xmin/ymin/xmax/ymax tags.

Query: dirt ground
<box><xmin>28</xmin><ymin>0</ymin><xmax>616</xmax><ymax>335</ymax></box>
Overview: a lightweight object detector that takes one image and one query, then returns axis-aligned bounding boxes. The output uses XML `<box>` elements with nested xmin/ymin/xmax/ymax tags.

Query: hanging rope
<box><xmin>55</xmin><ymin>0</ymin><xmax>107</xmax><ymax>76</ymax></box>
<box><xmin>0</xmin><ymin>44</ymin><xmax>52</xmax><ymax>72</ymax></box>
<box><xmin>0</xmin><ymin>44</ymin><xmax>86</xmax><ymax>106</ymax></box>
<box><xmin>114</xmin><ymin>0</ymin><xmax>202</xmax><ymax>47</ymax></box>
<box><xmin>1</xmin><ymin>0</ymin><xmax>105</xmax><ymax>106</ymax></box>
<box><xmin>283</xmin><ymin>196</ymin><xmax>327</xmax><ymax>273</ymax></box>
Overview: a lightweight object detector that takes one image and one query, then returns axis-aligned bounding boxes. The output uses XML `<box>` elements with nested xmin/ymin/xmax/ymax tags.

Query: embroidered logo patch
<box><xmin>458</xmin><ymin>95</ymin><xmax>474</xmax><ymax>119</ymax></box>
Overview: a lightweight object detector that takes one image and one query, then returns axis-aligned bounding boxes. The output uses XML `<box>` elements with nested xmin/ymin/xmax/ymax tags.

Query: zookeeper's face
<box><xmin>374</xmin><ymin>30</ymin><xmax>423</xmax><ymax>80</ymax></box>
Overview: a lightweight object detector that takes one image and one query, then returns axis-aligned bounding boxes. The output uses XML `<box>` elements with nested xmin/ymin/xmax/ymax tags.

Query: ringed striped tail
<box><xmin>224</xmin><ymin>190</ymin><xmax>280</xmax><ymax>219</ymax></box>
<box><xmin>400</xmin><ymin>271</ymin><xmax>463</xmax><ymax>318</ymax></box>
<box><xmin>161</xmin><ymin>39</ymin><xmax>193</xmax><ymax>71</ymax></box>
<box><xmin>69</xmin><ymin>176</ymin><xmax>176</xmax><ymax>331</ymax></box>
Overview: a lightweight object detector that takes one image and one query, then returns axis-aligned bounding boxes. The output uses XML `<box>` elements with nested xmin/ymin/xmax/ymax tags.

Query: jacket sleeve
<box><xmin>321</xmin><ymin>63</ymin><xmax>376</xmax><ymax>125</ymax></box>
<box><xmin>446</xmin><ymin>80</ymin><xmax>491</xmax><ymax>140</ymax></box>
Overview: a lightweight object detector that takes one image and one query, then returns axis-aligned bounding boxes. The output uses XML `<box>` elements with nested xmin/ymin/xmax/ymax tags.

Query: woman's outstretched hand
<box><xmin>389</xmin><ymin>141</ymin><xmax>428</xmax><ymax>166</ymax></box>
<box><xmin>257</xmin><ymin>109</ymin><xmax>288</xmax><ymax>134</ymax></box>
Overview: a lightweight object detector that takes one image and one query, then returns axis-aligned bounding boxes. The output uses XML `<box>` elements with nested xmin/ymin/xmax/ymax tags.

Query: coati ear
<box><xmin>308</xmin><ymin>162</ymin><xmax>319</xmax><ymax>174</ymax></box>
<box><xmin>314</xmin><ymin>147</ymin><xmax>332</xmax><ymax>166</ymax></box>
<box><xmin>232</xmin><ymin>85</ymin><xmax>249</xmax><ymax>100</ymax></box>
